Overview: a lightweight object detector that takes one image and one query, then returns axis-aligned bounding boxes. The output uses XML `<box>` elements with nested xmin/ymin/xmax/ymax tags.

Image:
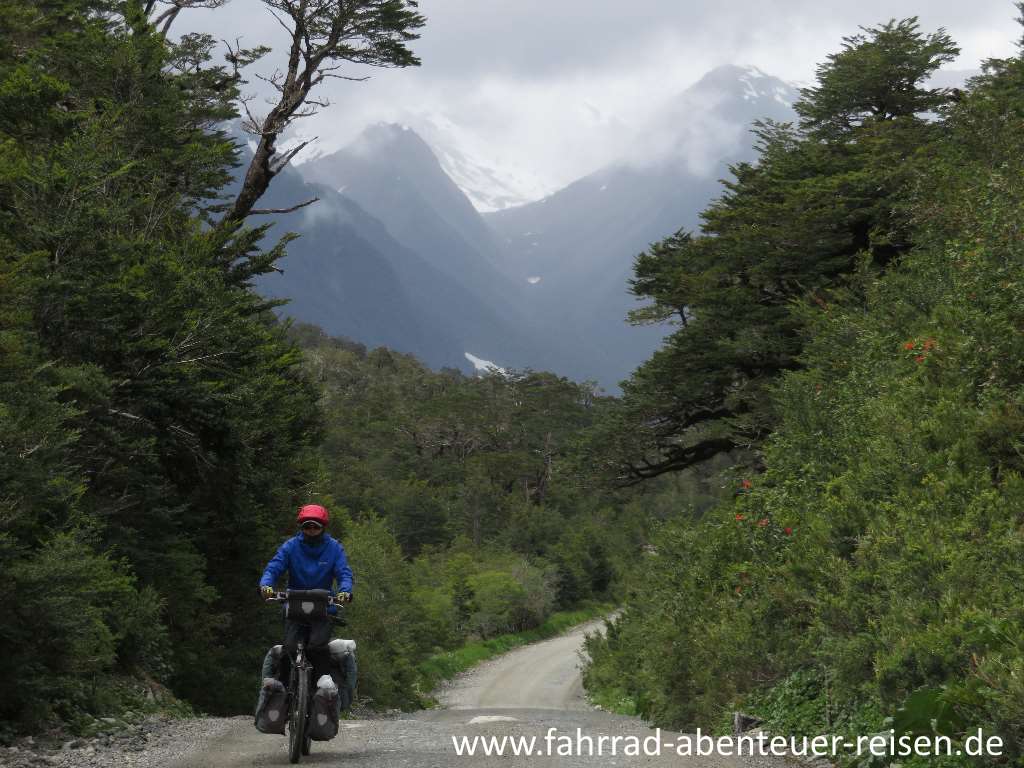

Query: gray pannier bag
<box><xmin>254</xmin><ymin>677</ymin><xmax>288</xmax><ymax>734</ymax></box>
<box><xmin>328</xmin><ymin>638</ymin><xmax>357</xmax><ymax>711</ymax></box>
<box><xmin>308</xmin><ymin>675</ymin><xmax>339</xmax><ymax>741</ymax></box>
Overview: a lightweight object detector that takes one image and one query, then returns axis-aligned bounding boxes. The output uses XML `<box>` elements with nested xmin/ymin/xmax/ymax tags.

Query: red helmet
<box><xmin>296</xmin><ymin>504</ymin><xmax>329</xmax><ymax>526</ymax></box>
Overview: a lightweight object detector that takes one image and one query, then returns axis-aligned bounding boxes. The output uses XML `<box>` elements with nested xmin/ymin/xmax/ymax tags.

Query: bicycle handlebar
<box><xmin>263</xmin><ymin>589</ymin><xmax>347</xmax><ymax>607</ymax></box>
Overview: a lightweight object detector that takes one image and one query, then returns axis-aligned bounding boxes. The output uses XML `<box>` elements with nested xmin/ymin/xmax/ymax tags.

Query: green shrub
<box><xmin>0</xmin><ymin>532</ymin><xmax>151</xmax><ymax>725</ymax></box>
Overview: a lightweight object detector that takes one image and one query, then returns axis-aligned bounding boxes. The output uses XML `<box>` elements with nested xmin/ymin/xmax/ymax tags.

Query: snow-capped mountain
<box><xmin>298</xmin><ymin>123</ymin><xmax>515</xmax><ymax>299</ymax></box>
<box><xmin>409</xmin><ymin>113</ymin><xmax>555</xmax><ymax>212</ymax></box>
<box><xmin>484</xmin><ymin>64</ymin><xmax>800</xmax><ymax>387</ymax></box>
<box><xmin>618</xmin><ymin>64</ymin><xmax>799</xmax><ymax>176</ymax></box>
<box><xmin>464</xmin><ymin>352</ymin><xmax>507</xmax><ymax>376</ymax></box>
<box><xmin>254</xmin><ymin>64</ymin><xmax>803</xmax><ymax>389</ymax></box>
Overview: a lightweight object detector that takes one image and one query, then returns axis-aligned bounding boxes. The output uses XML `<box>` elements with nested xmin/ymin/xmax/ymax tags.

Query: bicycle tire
<box><xmin>288</xmin><ymin>668</ymin><xmax>309</xmax><ymax>764</ymax></box>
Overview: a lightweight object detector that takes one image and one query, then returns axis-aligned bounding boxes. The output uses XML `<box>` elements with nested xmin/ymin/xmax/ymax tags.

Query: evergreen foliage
<box><xmin>240</xmin><ymin>327</ymin><xmax>639</xmax><ymax>708</ymax></box>
<box><xmin>0</xmin><ymin>0</ymin><xmax>408</xmax><ymax>725</ymax></box>
<box><xmin>0</xmin><ymin>0</ymin><xmax>627</xmax><ymax>725</ymax></box>
<box><xmin>586</xmin><ymin>11</ymin><xmax>1024</xmax><ymax>766</ymax></box>
<box><xmin>609</xmin><ymin>18</ymin><xmax>959</xmax><ymax>482</ymax></box>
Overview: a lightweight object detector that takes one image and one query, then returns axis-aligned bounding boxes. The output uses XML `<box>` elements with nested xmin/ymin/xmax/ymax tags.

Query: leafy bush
<box><xmin>585</xmin><ymin>16</ymin><xmax>1024</xmax><ymax>767</ymax></box>
<box><xmin>0</xmin><ymin>532</ymin><xmax>158</xmax><ymax>725</ymax></box>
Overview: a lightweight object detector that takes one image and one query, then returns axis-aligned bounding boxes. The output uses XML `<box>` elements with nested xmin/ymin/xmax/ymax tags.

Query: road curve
<box><xmin>167</xmin><ymin>618</ymin><xmax>790</xmax><ymax>768</ymax></box>
<box><xmin>437</xmin><ymin>617</ymin><xmax>605</xmax><ymax>710</ymax></box>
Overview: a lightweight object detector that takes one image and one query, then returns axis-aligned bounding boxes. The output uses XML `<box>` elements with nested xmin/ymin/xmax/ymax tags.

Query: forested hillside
<box><xmin>1</xmin><ymin>0</ymin><xmax>329</xmax><ymax>727</ymax></box>
<box><xmin>585</xmin><ymin>12</ymin><xmax>1024</xmax><ymax>766</ymax></box>
<box><xmin>0</xmin><ymin>0</ymin><xmax>644</xmax><ymax>731</ymax></box>
<box><xmin>280</xmin><ymin>323</ymin><xmax>640</xmax><ymax>708</ymax></box>
<box><xmin>7</xmin><ymin>2</ymin><xmax>1024</xmax><ymax>766</ymax></box>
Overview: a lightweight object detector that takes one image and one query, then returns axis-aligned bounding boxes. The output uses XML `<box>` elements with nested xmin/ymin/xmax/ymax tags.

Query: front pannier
<box><xmin>254</xmin><ymin>678</ymin><xmax>288</xmax><ymax>734</ymax></box>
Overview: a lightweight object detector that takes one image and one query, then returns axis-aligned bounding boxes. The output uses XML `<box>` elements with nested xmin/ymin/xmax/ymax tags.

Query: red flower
<box><xmin>784</xmin><ymin>527</ymin><xmax>793</xmax><ymax>536</ymax></box>
<box><xmin>735</xmin><ymin>514</ymin><xmax>745</xmax><ymax>521</ymax></box>
<box><xmin>741</xmin><ymin>479</ymin><xmax>752</xmax><ymax>490</ymax></box>
<box><xmin>903</xmin><ymin>341</ymin><xmax>915</xmax><ymax>350</ymax></box>
<box><xmin>757</xmin><ymin>518</ymin><xmax>770</xmax><ymax>527</ymax></box>
<box><xmin>914</xmin><ymin>355</ymin><xmax>926</xmax><ymax>364</ymax></box>
<box><xmin>922</xmin><ymin>338</ymin><xmax>936</xmax><ymax>351</ymax></box>
<box><xmin>734</xmin><ymin>586</ymin><xmax>743</xmax><ymax>594</ymax></box>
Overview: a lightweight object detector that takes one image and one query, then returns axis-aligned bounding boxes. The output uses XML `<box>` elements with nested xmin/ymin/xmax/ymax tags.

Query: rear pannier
<box><xmin>308</xmin><ymin>675</ymin><xmax>339</xmax><ymax>741</ymax></box>
<box><xmin>328</xmin><ymin>638</ymin><xmax>357</xmax><ymax>711</ymax></box>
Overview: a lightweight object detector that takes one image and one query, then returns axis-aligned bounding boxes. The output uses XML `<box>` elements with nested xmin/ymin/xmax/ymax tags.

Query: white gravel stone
<box><xmin>1</xmin><ymin>715</ymin><xmax>240</xmax><ymax>768</ymax></box>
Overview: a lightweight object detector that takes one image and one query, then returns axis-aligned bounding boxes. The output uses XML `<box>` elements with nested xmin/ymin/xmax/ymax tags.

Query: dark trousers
<box><xmin>282</xmin><ymin>618</ymin><xmax>333</xmax><ymax>685</ymax></box>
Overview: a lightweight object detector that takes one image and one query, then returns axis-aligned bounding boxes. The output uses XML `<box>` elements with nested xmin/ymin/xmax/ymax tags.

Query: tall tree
<box><xmin>0</xmin><ymin>0</ymin><xmax>324</xmax><ymax>718</ymax></box>
<box><xmin>609</xmin><ymin>18</ymin><xmax>959</xmax><ymax>483</ymax></box>
<box><xmin>796</xmin><ymin>18</ymin><xmax>958</xmax><ymax>139</ymax></box>
<box><xmin>224</xmin><ymin>0</ymin><xmax>425</xmax><ymax>224</ymax></box>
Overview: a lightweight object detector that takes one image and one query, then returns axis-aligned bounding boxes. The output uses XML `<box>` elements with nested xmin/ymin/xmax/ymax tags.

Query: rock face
<box><xmin>302</xmin><ymin>123</ymin><xmax>508</xmax><ymax>292</ymax></box>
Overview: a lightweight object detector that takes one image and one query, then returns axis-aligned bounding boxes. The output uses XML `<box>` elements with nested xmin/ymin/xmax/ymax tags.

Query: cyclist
<box><xmin>259</xmin><ymin>504</ymin><xmax>354</xmax><ymax>682</ymax></box>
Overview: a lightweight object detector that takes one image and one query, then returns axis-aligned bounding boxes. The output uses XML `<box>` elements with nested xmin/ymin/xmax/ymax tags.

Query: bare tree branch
<box><xmin>220</xmin><ymin>0</ymin><xmax>426</xmax><ymax>226</ymax></box>
<box><xmin>148</xmin><ymin>0</ymin><xmax>231</xmax><ymax>38</ymax></box>
<box><xmin>620</xmin><ymin>437</ymin><xmax>738</xmax><ymax>485</ymax></box>
<box><xmin>265</xmin><ymin>7</ymin><xmax>295</xmax><ymax>38</ymax></box>
<box><xmin>318</xmin><ymin>73</ymin><xmax>370</xmax><ymax>83</ymax></box>
<box><xmin>151</xmin><ymin>5</ymin><xmax>178</xmax><ymax>30</ymax></box>
<box><xmin>270</xmin><ymin>138</ymin><xmax>317</xmax><ymax>172</ymax></box>
<box><xmin>248</xmin><ymin>197</ymin><xmax>320</xmax><ymax>215</ymax></box>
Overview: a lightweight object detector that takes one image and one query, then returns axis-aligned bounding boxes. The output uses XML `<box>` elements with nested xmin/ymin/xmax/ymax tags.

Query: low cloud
<box><xmin>178</xmin><ymin>0</ymin><xmax>1020</xmax><ymax>193</ymax></box>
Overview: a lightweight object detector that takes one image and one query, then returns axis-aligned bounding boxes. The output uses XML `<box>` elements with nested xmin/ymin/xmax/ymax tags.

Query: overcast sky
<box><xmin>178</xmin><ymin>0</ymin><xmax>1021</xmax><ymax>193</ymax></box>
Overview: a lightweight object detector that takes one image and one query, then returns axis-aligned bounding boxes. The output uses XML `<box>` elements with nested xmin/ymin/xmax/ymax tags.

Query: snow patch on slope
<box><xmin>465</xmin><ymin>352</ymin><xmax>506</xmax><ymax>375</ymax></box>
<box><xmin>737</xmin><ymin>65</ymin><xmax>795</xmax><ymax>106</ymax></box>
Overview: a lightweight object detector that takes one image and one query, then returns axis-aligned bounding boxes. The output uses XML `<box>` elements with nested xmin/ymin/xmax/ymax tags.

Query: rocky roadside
<box><xmin>0</xmin><ymin>714</ymin><xmax>241</xmax><ymax>768</ymax></box>
<box><xmin>0</xmin><ymin>699</ymin><xmax>393</xmax><ymax>768</ymax></box>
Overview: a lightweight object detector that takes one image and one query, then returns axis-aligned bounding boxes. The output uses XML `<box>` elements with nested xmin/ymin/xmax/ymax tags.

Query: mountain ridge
<box><xmin>259</xmin><ymin>64</ymin><xmax>802</xmax><ymax>389</ymax></box>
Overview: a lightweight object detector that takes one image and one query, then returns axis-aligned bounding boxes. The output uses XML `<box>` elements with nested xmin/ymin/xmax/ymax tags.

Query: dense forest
<box><xmin>4</xmin><ymin>1</ymin><xmax>1024</xmax><ymax>766</ymax></box>
<box><xmin>0</xmin><ymin>0</ymin><xmax>647</xmax><ymax>730</ymax></box>
<box><xmin>281</xmin><ymin>324</ymin><xmax>641</xmax><ymax>710</ymax></box>
<box><xmin>584</xmin><ymin>9</ymin><xmax>1024</xmax><ymax>767</ymax></box>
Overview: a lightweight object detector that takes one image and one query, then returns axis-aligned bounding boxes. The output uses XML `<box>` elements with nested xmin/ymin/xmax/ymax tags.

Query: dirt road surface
<box><xmin>165</xmin><ymin>619</ymin><xmax>790</xmax><ymax>768</ymax></box>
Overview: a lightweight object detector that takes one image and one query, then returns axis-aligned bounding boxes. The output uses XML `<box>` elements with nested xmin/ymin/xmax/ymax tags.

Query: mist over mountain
<box><xmin>484</xmin><ymin>65</ymin><xmax>798</xmax><ymax>386</ymax></box>
<box><xmin>302</xmin><ymin>124</ymin><xmax>506</xmax><ymax>283</ymax></box>
<box><xmin>408</xmin><ymin>113</ymin><xmax>556</xmax><ymax>212</ymax></box>
<box><xmin>251</xmin><ymin>156</ymin><xmax>540</xmax><ymax>373</ymax></box>
<box><xmin>255</xmin><ymin>65</ymin><xmax>799</xmax><ymax>389</ymax></box>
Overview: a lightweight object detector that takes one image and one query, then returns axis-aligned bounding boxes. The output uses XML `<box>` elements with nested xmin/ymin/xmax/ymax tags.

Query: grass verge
<box><xmin>586</xmin><ymin>686</ymin><xmax>641</xmax><ymax>717</ymax></box>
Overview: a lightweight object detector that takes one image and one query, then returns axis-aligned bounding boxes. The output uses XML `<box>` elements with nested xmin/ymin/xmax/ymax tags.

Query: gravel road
<box><xmin>3</xmin><ymin>619</ymin><xmax>793</xmax><ymax>768</ymax></box>
<box><xmin>437</xmin><ymin>617</ymin><xmax>607</xmax><ymax>710</ymax></box>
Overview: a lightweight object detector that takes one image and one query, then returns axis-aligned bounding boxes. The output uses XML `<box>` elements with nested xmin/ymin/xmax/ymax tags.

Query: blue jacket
<box><xmin>260</xmin><ymin>533</ymin><xmax>354</xmax><ymax>612</ymax></box>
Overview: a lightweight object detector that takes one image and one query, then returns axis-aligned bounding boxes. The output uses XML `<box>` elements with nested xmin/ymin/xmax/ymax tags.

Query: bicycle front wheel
<box><xmin>288</xmin><ymin>669</ymin><xmax>309</xmax><ymax>764</ymax></box>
